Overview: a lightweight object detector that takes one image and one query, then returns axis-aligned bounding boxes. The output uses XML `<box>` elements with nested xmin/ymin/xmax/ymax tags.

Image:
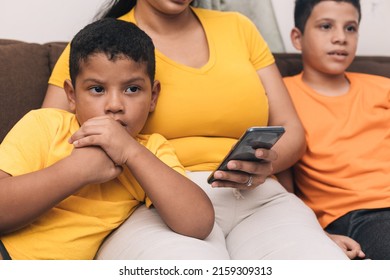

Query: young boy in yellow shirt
<box><xmin>0</xmin><ymin>18</ymin><xmax>214</xmax><ymax>259</ymax></box>
<box><xmin>284</xmin><ymin>0</ymin><xmax>390</xmax><ymax>259</ymax></box>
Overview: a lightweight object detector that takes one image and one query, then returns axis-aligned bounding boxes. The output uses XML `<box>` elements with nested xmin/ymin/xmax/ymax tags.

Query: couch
<box><xmin>1</xmin><ymin>39</ymin><xmax>390</xmax><ymax>258</ymax></box>
<box><xmin>1</xmin><ymin>39</ymin><xmax>390</xmax><ymax>143</ymax></box>
<box><xmin>0</xmin><ymin>39</ymin><xmax>66</xmax><ymax>142</ymax></box>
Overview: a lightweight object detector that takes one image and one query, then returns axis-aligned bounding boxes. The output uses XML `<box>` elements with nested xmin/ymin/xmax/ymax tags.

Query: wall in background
<box><xmin>272</xmin><ymin>0</ymin><xmax>390</xmax><ymax>56</ymax></box>
<box><xmin>0</xmin><ymin>0</ymin><xmax>105</xmax><ymax>43</ymax></box>
<box><xmin>1</xmin><ymin>0</ymin><xmax>389</xmax><ymax>56</ymax></box>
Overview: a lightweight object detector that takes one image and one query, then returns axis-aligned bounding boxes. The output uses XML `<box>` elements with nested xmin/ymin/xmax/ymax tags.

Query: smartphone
<box><xmin>207</xmin><ymin>126</ymin><xmax>285</xmax><ymax>184</ymax></box>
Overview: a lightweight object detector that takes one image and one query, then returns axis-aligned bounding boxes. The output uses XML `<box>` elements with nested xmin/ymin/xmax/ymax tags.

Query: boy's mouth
<box><xmin>115</xmin><ymin>119</ymin><xmax>127</xmax><ymax>127</ymax></box>
<box><xmin>328</xmin><ymin>50</ymin><xmax>348</xmax><ymax>56</ymax></box>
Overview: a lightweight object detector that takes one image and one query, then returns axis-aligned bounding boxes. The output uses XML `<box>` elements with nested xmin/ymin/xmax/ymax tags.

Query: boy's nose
<box><xmin>104</xmin><ymin>93</ymin><xmax>124</xmax><ymax>114</ymax></box>
<box><xmin>332</xmin><ymin>28</ymin><xmax>347</xmax><ymax>44</ymax></box>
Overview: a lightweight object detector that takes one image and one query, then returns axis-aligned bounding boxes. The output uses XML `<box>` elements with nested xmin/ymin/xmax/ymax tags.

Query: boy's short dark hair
<box><xmin>69</xmin><ymin>18</ymin><xmax>155</xmax><ymax>86</ymax></box>
<box><xmin>294</xmin><ymin>0</ymin><xmax>361</xmax><ymax>33</ymax></box>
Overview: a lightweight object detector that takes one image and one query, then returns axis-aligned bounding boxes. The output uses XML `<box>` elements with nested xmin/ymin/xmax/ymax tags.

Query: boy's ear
<box><xmin>149</xmin><ymin>80</ymin><xmax>160</xmax><ymax>113</ymax></box>
<box><xmin>290</xmin><ymin>27</ymin><xmax>303</xmax><ymax>51</ymax></box>
<box><xmin>63</xmin><ymin>79</ymin><xmax>77</xmax><ymax>113</ymax></box>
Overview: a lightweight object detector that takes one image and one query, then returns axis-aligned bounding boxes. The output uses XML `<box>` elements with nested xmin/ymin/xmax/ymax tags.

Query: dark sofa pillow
<box><xmin>0</xmin><ymin>40</ymin><xmax>51</xmax><ymax>142</ymax></box>
<box><xmin>274</xmin><ymin>53</ymin><xmax>390</xmax><ymax>78</ymax></box>
<box><xmin>348</xmin><ymin>56</ymin><xmax>390</xmax><ymax>78</ymax></box>
<box><xmin>274</xmin><ymin>53</ymin><xmax>303</xmax><ymax>77</ymax></box>
<box><xmin>45</xmin><ymin>42</ymin><xmax>68</xmax><ymax>72</ymax></box>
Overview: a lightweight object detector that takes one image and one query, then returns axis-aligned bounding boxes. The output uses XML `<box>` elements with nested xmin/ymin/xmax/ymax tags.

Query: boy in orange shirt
<box><xmin>284</xmin><ymin>0</ymin><xmax>390</xmax><ymax>259</ymax></box>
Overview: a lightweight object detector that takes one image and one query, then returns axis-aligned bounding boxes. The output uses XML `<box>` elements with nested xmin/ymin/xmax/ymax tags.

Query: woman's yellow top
<box><xmin>49</xmin><ymin>8</ymin><xmax>275</xmax><ymax>171</ymax></box>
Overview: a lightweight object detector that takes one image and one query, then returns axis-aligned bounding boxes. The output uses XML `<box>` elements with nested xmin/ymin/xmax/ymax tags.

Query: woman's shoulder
<box><xmin>193</xmin><ymin>7</ymin><xmax>258</xmax><ymax>37</ymax></box>
<box><xmin>193</xmin><ymin>7</ymin><xmax>250</xmax><ymax>23</ymax></box>
<box><xmin>117</xmin><ymin>8</ymin><xmax>135</xmax><ymax>23</ymax></box>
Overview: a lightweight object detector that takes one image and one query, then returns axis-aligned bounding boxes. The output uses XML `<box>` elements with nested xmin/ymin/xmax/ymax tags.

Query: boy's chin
<box><xmin>325</xmin><ymin>69</ymin><xmax>348</xmax><ymax>76</ymax></box>
<box><xmin>321</xmin><ymin>63</ymin><xmax>351</xmax><ymax>76</ymax></box>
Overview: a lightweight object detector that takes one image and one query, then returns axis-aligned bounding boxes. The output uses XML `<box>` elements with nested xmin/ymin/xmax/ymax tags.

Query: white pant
<box><xmin>96</xmin><ymin>172</ymin><xmax>348</xmax><ymax>259</ymax></box>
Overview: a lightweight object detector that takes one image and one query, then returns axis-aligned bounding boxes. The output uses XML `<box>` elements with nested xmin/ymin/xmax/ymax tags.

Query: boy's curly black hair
<box><xmin>69</xmin><ymin>18</ymin><xmax>155</xmax><ymax>87</ymax></box>
<box><xmin>294</xmin><ymin>0</ymin><xmax>361</xmax><ymax>33</ymax></box>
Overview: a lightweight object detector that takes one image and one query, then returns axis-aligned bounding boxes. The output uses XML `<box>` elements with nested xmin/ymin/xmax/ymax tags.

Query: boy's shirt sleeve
<box><xmin>0</xmin><ymin>110</ymin><xmax>53</xmax><ymax>176</ymax></box>
<box><xmin>139</xmin><ymin>133</ymin><xmax>186</xmax><ymax>176</ymax></box>
<box><xmin>0</xmin><ymin>112</ymin><xmax>187</xmax><ymax>209</ymax></box>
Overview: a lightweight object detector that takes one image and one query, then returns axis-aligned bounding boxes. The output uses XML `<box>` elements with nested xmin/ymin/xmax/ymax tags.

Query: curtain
<box><xmin>195</xmin><ymin>0</ymin><xmax>223</xmax><ymax>10</ymax></box>
<box><xmin>195</xmin><ymin>0</ymin><xmax>285</xmax><ymax>52</ymax></box>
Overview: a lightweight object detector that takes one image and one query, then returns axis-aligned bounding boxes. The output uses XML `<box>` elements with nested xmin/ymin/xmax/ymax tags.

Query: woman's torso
<box><xmin>49</xmin><ymin>7</ymin><xmax>275</xmax><ymax>171</ymax></box>
<box><xmin>127</xmin><ymin>8</ymin><xmax>274</xmax><ymax>170</ymax></box>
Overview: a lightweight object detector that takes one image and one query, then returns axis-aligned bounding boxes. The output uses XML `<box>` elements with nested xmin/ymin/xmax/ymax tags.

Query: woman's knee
<box><xmin>96</xmin><ymin>206</ymin><xmax>229</xmax><ymax>260</ymax></box>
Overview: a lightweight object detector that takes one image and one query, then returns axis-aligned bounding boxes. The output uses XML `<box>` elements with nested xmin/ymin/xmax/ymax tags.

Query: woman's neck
<box><xmin>134</xmin><ymin>2</ymin><xmax>196</xmax><ymax>36</ymax></box>
<box><xmin>133</xmin><ymin>3</ymin><xmax>209</xmax><ymax>68</ymax></box>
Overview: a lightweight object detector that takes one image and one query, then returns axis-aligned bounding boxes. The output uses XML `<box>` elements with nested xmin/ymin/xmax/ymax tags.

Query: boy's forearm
<box><xmin>0</xmin><ymin>157</ymin><xmax>92</xmax><ymax>234</ymax></box>
<box><xmin>125</xmin><ymin>145</ymin><xmax>215</xmax><ymax>239</ymax></box>
<box><xmin>71</xmin><ymin>123</ymin><xmax>215</xmax><ymax>239</ymax></box>
<box><xmin>0</xmin><ymin>146</ymin><xmax>121</xmax><ymax>234</ymax></box>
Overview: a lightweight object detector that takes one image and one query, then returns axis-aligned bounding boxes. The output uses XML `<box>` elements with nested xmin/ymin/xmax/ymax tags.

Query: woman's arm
<box><xmin>210</xmin><ymin>63</ymin><xmax>306</xmax><ymax>190</ymax></box>
<box><xmin>42</xmin><ymin>84</ymin><xmax>71</xmax><ymax>111</ymax></box>
<box><xmin>42</xmin><ymin>43</ymin><xmax>72</xmax><ymax>110</ymax></box>
<box><xmin>259</xmin><ymin>63</ymin><xmax>306</xmax><ymax>172</ymax></box>
<box><xmin>275</xmin><ymin>168</ymin><xmax>296</xmax><ymax>193</ymax></box>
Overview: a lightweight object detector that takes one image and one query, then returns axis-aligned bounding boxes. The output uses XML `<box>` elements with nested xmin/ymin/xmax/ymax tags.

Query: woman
<box><xmin>42</xmin><ymin>0</ymin><xmax>347</xmax><ymax>259</ymax></box>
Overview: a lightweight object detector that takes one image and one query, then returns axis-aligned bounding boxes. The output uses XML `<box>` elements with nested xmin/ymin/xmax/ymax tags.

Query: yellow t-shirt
<box><xmin>284</xmin><ymin>72</ymin><xmax>390</xmax><ymax>228</ymax></box>
<box><xmin>49</xmin><ymin>8</ymin><xmax>274</xmax><ymax>171</ymax></box>
<box><xmin>0</xmin><ymin>109</ymin><xmax>185</xmax><ymax>259</ymax></box>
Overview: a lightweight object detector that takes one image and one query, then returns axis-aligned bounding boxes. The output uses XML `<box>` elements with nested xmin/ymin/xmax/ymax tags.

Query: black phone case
<box><xmin>207</xmin><ymin>126</ymin><xmax>285</xmax><ymax>184</ymax></box>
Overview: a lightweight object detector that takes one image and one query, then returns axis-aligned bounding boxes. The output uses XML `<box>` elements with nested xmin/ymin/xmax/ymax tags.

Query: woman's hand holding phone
<box><xmin>208</xmin><ymin>126</ymin><xmax>285</xmax><ymax>189</ymax></box>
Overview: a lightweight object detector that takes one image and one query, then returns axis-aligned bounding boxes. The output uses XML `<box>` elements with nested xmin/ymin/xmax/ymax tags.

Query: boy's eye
<box><xmin>346</xmin><ymin>25</ymin><xmax>357</xmax><ymax>32</ymax></box>
<box><xmin>320</xmin><ymin>23</ymin><xmax>332</xmax><ymax>30</ymax></box>
<box><xmin>125</xmin><ymin>86</ymin><xmax>140</xmax><ymax>94</ymax></box>
<box><xmin>90</xmin><ymin>86</ymin><xmax>105</xmax><ymax>94</ymax></box>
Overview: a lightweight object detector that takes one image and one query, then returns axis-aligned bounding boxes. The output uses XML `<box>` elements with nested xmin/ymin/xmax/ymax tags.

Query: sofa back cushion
<box><xmin>0</xmin><ymin>39</ymin><xmax>389</xmax><ymax>143</ymax></box>
<box><xmin>0</xmin><ymin>40</ymin><xmax>66</xmax><ymax>142</ymax></box>
<box><xmin>274</xmin><ymin>53</ymin><xmax>390</xmax><ymax>78</ymax></box>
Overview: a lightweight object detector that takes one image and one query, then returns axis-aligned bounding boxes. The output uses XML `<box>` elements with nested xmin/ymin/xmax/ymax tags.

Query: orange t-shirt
<box><xmin>284</xmin><ymin>72</ymin><xmax>390</xmax><ymax>228</ymax></box>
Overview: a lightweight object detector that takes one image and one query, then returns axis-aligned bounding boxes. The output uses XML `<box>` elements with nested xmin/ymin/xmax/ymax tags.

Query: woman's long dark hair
<box><xmin>95</xmin><ymin>0</ymin><xmax>136</xmax><ymax>19</ymax></box>
<box><xmin>95</xmin><ymin>0</ymin><xmax>197</xmax><ymax>20</ymax></box>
